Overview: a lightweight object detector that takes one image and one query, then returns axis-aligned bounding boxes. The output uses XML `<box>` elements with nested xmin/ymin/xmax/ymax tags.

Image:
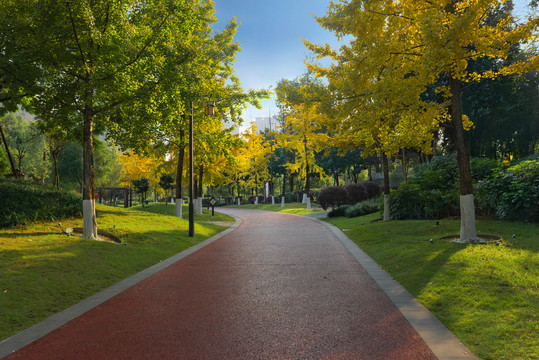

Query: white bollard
<box><xmin>281</xmin><ymin>196</ymin><xmax>285</xmax><ymax>207</ymax></box>
<box><xmin>175</xmin><ymin>199</ymin><xmax>183</xmax><ymax>218</ymax></box>
<box><xmin>306</xmin><ymin>197</ymin><xmax>312</xmax><ymax>210</ymax></box>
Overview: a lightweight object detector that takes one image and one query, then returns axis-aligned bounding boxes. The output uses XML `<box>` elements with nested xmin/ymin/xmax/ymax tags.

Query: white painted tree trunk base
<box><xmin>271</xmin><ymin>196</ymin><xmax>275</xmax><ymax>205</ymax></box>
<box><xmin>457</xmin><ymin>194</ymin><xmax>478</xmax><ymax>243</ymax></box>
<box><xmin>83</xmin><ymin>199</ymin><xmax>98</xmax><ymax>239</ymax></box>
<box><xmin>197</xmin><ymin>198</ymin><xmax>203</xmax><ymax>215</ymax></box>
<box><xmin>175</xmin><ymin>199</ymin><xmax>183</xmax><ymax>218</ymax></box>
<box><xmin>237</xmin><ymin>198</ymin><xmax>241</xmax><ymax>205</ymax></box>
<box><xmin>306</xmin><ymin>198</ymin><xmax>311</xmax><ymax>210</ymax></box>
<box><xmin>383</xmin><ymin>195</ymin><xmax>391</xmax><ymax>221</ymax></box>
<box><xmin>302</xmin><ymin>194</ymin><xmax>307</xmax><ymax>204</ymax></box>
<box><xmin>281</xmin><ymin>197</ymin><xmax>285</xmax><ymax>207</ymax></box>
<box><xmin>255</xmin><ymin>197</ymin><xmax>258</xmax><ymax>205</ymax></box>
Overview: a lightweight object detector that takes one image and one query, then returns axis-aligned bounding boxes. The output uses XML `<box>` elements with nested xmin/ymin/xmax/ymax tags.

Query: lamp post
<box><xmin>188</xmin><ymin>99</ymin><xmax>216</xmax><ymax>237</ymax></box>
<box><xmin>189</xmin><ymin>102</ymin><xmax>195</xmax><ymax>237</ymax></box>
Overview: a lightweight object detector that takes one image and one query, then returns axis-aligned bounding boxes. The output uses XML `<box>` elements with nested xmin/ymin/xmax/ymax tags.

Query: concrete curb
<box><xmin>311</xmin><ymin>216</ymin><xmax>479</xmax><ymax>360</ymax></box>
<box><xmin>0</xmin><ymin>218</ymin><xmax>242</xmax><ymax>359</ymax></box>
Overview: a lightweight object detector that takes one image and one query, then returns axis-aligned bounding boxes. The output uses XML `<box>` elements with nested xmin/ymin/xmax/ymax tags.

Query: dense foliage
<box><xmin>390</xmin><ymin>155</ymin><xmax>539</xmax><ymax>221</ymax></box>
<box><xmin>0</xmin><ymin>179</ymin><xmax>81</xmax><ymax>227</ymax></box>
<box><xmin>318</xmin><ymin>186</ymin><xmax>348</xmax><ymax>210</ymax></box>
<box><xmin>344</xmin><ymin>183</ymin><xmax>368</xmax><ymax>203</ymax></box>
<box><xmin>476</xmin><ymin>160</ymin><xmax>539</xmax><ymax>222</ymax></box>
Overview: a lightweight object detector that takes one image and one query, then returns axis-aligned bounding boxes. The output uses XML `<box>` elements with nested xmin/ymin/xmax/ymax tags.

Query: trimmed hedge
<box><xmin>345</xmin><ymin>183</ymin><xmax>368</xmax><ymax>203</ymax></box>
<box><xmin>0</xmin><ymin>179</ymin><xmax>82</xmax><ymax>228</ymax></box>
<box><xmin>318</xmin><ymin>186</ymin><xmax>348</xmax><ymax>210</ymax></box>
<box><xmin>362</xmin><ymin>181</ymin><xmax>382</xmax><ymax>198</ymax></box>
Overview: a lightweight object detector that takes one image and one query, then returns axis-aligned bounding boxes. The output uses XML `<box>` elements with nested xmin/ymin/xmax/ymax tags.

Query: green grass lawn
<box><xmin>0</xmin><ymin>203</ymin><xmax>233</xmax><ymax>341</ymax></box>
<box><xmin>226</xmin><ymin>202</ymin><xmax>325</xmax><ymax>215</ymax></box>
<box><xmin>324</xmin><ymin>213</ymin><xmax>538</xmax><ymax>360</ymax></box>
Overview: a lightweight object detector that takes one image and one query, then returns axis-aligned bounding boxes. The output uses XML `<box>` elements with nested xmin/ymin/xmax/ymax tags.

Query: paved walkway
<box><xmin>1</xmin><ymin>209</ymin><xmax>476</xmax><ymax>359</ymax></box>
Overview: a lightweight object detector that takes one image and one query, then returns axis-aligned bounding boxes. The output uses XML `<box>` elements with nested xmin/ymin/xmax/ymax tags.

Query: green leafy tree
<box><xmin>132</xmin><ymin>177</ymin><xmax>150</xmax><ymax>206</ymax></box>
<box><xmin>1</xmin><ymin>0</ymin><xmax>214</xmax><ymax>239</ymax></box>
<box><xmin>159</xmin><ymin>174</ymin><xmax>174</xmax><ymax>205</ymax></box>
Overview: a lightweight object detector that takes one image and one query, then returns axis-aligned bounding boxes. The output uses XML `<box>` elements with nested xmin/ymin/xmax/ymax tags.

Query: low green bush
<box><xmin>328</xmin><ymin>205</ymin><xmax>349</xmax><ymax>218</ymax></box>
<box><xmin>344</xmin><ymin>198</ymin><xmax>380</xmax><ymax>218</ymax></box>
<box><xmin>410</xmin><ymin>155</ymin><xmax>459</xmax><ymax>191</ymax></box>
<box><xmin>476</xmin><ymin>160</ymin><xmax>539</xmax><ymax>221</ymax></box>
<box><xmin>0</xmin><ymin>179</ymin><xmax>82</xmax><ymax>227</ymax></box>
<box><xmin>390</xmin><ymin>183</ymin><xmax>457</xmax><ymax>220</ymax></box>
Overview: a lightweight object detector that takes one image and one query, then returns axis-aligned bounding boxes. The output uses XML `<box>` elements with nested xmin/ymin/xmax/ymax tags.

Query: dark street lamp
<box><xmin>189</xmin><ymin>99</ymin><xmax>216</xmax><ymax>237</ymax></box>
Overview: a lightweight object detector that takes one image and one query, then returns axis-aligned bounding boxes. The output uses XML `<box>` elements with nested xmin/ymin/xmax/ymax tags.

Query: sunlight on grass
<box><xmin>0</xmin><ymin>203</ymin><xmax>233</xmax><ymax>341</ymax></box>
<box><xmin>227</xmin><ymin>203</ymin><xmax>324</xmax><ymax>215</ymax></box>
<box><xmin>324</xmin><ymin>215</ymin><xmax>538</xmax><ymax>360</ymax></box>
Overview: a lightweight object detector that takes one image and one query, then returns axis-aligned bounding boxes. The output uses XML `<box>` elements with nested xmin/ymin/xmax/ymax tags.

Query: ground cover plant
<box><xmin>0</xmin><ymin>203</ymin><xmax>233</xmax><ymax>341</ymax></box>
<box><xmin>324</xmin><ymin>214</ymin><xmax>538</xmax><ymax>360</ymax></box>
<box><xmin>0</xmin><ymin>179</ymin><xmax>82</xmax><ymax>228</ymax></box>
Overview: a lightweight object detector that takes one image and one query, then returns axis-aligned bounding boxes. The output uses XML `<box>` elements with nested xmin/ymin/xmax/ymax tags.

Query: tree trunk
<box><xmin>304</xmin><ymin>136</ymin><xmax>310</xmax><ymax>197</ymax></box>
<box><xmin>402</xmin><ymin>148</ymin><xmax>407</xmax><ymax>182</ymax></box>
<box><xmin>188</xmin><ymin>102</ymin><xmax>194</xmax><ymax>237</ymax></box>
<box><xmin>82</xmin><ymin>85</ymin><xmax>98</xmax><ymax>240</ymax></box>
<box><xmin>282</xmin><ymin>148</ymin><xmax>287</xmax><ymax>195</ymax></box>
<box><xmin>450</xmin><ymin>77</ymin><xmax>477</xmax><ymax>242</ymax></box>
<box><xmin>198</xmin><ymin>164</ymin><xmax>204</xmax><ymax>198</ymax></box>
<box><xmin>0</xmin><ymin>124</ymin><xmax>17</xmax><ymax>177</ymax></box>
<box><xmin>382</xmin><ymin>154</ymin><xmax>391</xmax><ymax>221</ymax></box>
<box><xmin>53</xmin><ymin>154</ymin><xmax>60</xmax><ymax>190</ymax></box>
<box><xmin>175</xmin><ymin>129</ymin><xmax>185</xmax><ymax>218</ymax></box>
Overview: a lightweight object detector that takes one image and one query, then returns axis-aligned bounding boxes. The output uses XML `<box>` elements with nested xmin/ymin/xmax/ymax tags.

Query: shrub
<box><xmin>477</xmin><ymin>160</ymin><xmax>539</xmax><ymax>221</ymax></box>
<box><xmin>0</xmin><ymin>179</ymin><xmax>82</xmax><ymax>227</ymax></box>
<box><xmin>345</xmin><ymin>183</ymin><xmax>368</xmax><ymax>204</ymax></box>
<box><xmin>470</xmin><ymin>158</ymin><xmax>498</xmax><ymax>181</ymax></box>
<box><xmin>389</xmin><ymin>183</ymin><xmax>456</xmax><ymax>220</ymax></box>
<box><xmin>328</xmin><ymin>205</ymin><xmax>349</xmax><ymax>218</ymax></box>
<box><xmin>344</xmin><ymin>198</ymin><xmax>380</xmax><ymax>218</ymax></box>
<box><xmin>410</xmin><ymin>155</ymin><xmax>458</xmax><ymax>191</ymax></box>
<box><xmin>318</xmin><ymin>186</ymin><xmax>348</xmax><ymax>210</ymax></box>
<box><xmin>361</xmin><ymin>181</ymin><xmax>382</xmax><ymax>199</ymax></box>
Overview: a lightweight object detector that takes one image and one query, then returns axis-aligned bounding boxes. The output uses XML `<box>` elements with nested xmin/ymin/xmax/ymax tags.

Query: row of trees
<box><xmin>0</xmin><ymin>1</ymin><xmax>269</xmax><ymax>239</ymax></box>
<box><xmin>1</xmin><ymin>1</ymin><xmax>537</xmax><ymax>244</ymax></box>
<box><xmin>300</xmin><ymin>0</ymin><xmax>538</xmax><ymax>242</ymax></box>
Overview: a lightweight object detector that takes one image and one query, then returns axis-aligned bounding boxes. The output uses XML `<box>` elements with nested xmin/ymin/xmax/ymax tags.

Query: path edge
<box><xmin>0</xmin><ymin>217</ymin><xmax>241</xmax><ymax>359</ymax></box>
<box><xmin>310</xmin><ymin>216</ymin><xmax>479</xmax><ymax>360</ymax></box>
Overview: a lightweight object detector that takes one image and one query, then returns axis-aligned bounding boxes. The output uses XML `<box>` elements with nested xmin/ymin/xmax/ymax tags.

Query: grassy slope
<box><xmin>325</xmin><ymin>214</ymin><xmax>538</xmax><ymax>360</ymax></box>
<box><xmin>0</xmin><ymin>203</ymin><xmax>233</xmax><ymax>340</ymax></box>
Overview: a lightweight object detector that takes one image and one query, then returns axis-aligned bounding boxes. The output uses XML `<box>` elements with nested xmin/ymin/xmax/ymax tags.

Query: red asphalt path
<box><xmin>6</xmin><ymin>209</ymin><xmax>437</xmax><ymax>360</ymax></box>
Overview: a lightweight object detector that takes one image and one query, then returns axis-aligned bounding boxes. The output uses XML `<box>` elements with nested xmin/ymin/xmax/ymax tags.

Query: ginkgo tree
<box><xmin>276</xmin><ymin>103</ymin><xmax>330</xmax><ymax>199</ymax></box>
<box><xmin>108</xmin><ymin>8</ymin><xmax>270</xmax><ymax>218</ymax></box>
<box><xmin>238</xmin><ymin>123</ymin><xmax>271</xmax><ymax>198</ymax></box>
<box><xmin>306</xmin><ymin>0</ymin><xmax>538</xmax><ymax>240</ymax></box>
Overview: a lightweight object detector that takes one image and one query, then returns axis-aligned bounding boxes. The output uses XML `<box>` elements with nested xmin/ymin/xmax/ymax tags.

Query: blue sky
<box><xmin>213</xmin><ymin>0</ymin><xmax>536</xmax><ymax>124</ymax></box>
